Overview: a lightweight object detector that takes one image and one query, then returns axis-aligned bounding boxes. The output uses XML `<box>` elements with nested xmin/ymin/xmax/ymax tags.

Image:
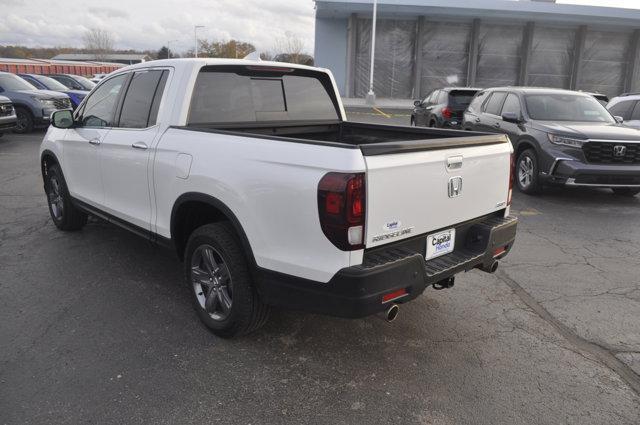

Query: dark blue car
<box><xmin>18</xmin><ymin>74</ymin><xmax>87</xmax><ymax>109</ymax></box>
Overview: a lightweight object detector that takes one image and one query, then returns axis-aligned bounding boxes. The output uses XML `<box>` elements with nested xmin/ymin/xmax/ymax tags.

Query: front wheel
<box><xmin>45</xmin><ymin>164</ymin><xmax>88</xmax><ymax>231</ymax></box>
<box><xmin>184</xmin><ymin>222</ymin><xmax>270</xmax><ymax>338</ymax></box>
<box><xmin>612</xmin><ymin>188</ymin><xmax>640</xmax><ymax>197</ymax></box>
<box><xmin>516</xmin><ymin>149</ymin><xmax>542</xmax><ymax>195</ymax></box>
<box><xmin>13</xmin><ymin>107</ymin><xmax>34</xmax><ymax>134</ymax></box>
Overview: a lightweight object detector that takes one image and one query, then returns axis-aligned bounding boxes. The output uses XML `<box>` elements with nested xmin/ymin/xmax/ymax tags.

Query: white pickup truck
<box><xmin>40</xmin><ymin>59</ymin><xmax>517</xmax><ymax>337</ymax></box>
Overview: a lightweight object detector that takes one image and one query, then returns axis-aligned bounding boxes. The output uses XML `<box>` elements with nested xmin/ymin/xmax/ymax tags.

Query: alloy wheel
<box><xmin>518</xmin><ymin>156</ymin><xmax>534</xmax><ymax>189</ymax></box>
<box><xmin>47</xmin><ymin>176</ymin><xmax>64</xmax><ymax>220</ymax></box>
<box><xmin>191</xmin><ymin>245</ymin><xmax>233</xmax><ymax>321</ymax></box>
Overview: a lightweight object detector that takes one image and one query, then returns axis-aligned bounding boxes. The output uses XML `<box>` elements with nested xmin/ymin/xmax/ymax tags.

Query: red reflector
<box><xmin>325</xmin><ymin>192</ymin><xmax>342</xmax><ymax>214</ymax></box>
<box><xmin>382</xmin><ymin>288</ymin><xmax>407</xmax><ymax>303</ymax></box>
<box><xmin>442</xmin><ymin>107</ymin><xmax>453</xmax><ymax>120</ymax></box>
<box><xmin>493</xmin><ymin>246</ymin><xmax>507</xmax><ymax>257</ymax></box>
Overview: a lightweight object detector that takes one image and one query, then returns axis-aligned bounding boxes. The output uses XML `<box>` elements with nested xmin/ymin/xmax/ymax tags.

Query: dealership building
<box><xmin>314</xmin><ymin>0</ymin><xmax>640</xmax><ymax>99</ymax></box>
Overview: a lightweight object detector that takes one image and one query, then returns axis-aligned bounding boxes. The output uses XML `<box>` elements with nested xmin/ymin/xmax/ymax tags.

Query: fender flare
<box><xmin>170</xmin><ymin>192</ymin><xmax>257</xmax><ymax>269</ymax></box>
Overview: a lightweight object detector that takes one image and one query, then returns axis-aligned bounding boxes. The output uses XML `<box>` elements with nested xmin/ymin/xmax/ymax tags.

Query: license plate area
<box><xmin>426</xmin><ymin>228</ymin><xmax>456</xmax><ymax>260</ymax></box>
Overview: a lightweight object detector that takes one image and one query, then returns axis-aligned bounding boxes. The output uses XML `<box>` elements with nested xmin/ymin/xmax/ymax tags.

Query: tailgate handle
<box><xmin>447</xmin><ymin>156</ymin><xmax>463</xmax><ymax>171</ymax></box>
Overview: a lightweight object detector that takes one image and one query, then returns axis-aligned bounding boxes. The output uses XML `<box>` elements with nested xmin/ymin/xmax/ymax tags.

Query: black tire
<box><xmin>45</xmin><ymin>164</ymin><xmax>88</xmax><ymax>231</ymax></box>
<box><xmin>13</xmin><ymin>107</ymin><xmax>34</xmax><ymax>134</ymax></box>
<box><xmin>516</xmin><ymin>149</ymin><xmax>543</xmax><ymax>195</ymax></box>
<box><xmin>184</xmin><ymin>222</ymin><xmax>269</xmax><ymax>338</ymax></box>
<box><xmin>410</xmin><ymin>116</ymin><xmax>415</xmax><ymax>126</ymax></box>
<box><xmin>611</xmin><ymin>188</ymin><xmax>640</xmax><ymax>197</ymax></box>
<box><xmin>428</xmin><ymin>119</ymin><xmax>437</xmax><ymax>128</ymax></box>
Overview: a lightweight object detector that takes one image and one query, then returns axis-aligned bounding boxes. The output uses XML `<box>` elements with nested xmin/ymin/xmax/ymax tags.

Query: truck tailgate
<box><xmin>364</xmin><ymin>137</ymin><xmax>512</xmax><ymax>248</ymax></box>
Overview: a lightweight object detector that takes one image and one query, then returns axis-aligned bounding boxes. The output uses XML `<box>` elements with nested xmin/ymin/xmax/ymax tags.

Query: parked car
<box><xmin>412</xmin><ymin>88</ymin><xmax>481</xmax><ymax>128</ymax></box>
<box><xmin>607</xmin><ymin>92</ymin><xmax>640</xmax><ymax>130</ymax></box>
<box><xmin>18</xmin><ymin>74</ymin><xmax>87</xmax><ymax>109</ymax></box>
<box><xmin>0</xmin><ymin>72</ymin><xmax>72</xmax><ymax>133</ymax></box>
<box><xmin>582</xmin><ymin>91</ymin><xmax>609</xmax><ymax>106</ymax></box>
<box><xmin>40</xmin><ymin>59</ymin><xmax>517</xmax><ymax>337</ymax></box>
<box><xmin>0</xmin><ymin>95</ymin><xmax>17</xmax><ymax>136</ymax></box>
<box><xmin>48</xmin><ymin>74</ymin><xmax>96</xmax><ymax>91</ymax></box>
<box><xmin>464</xmin><ymin>87</ymin><xmax>640</xmax><ymax>197</ymax></box>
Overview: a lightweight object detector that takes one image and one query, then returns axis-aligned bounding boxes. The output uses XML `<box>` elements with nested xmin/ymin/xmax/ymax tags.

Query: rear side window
<box><xmin>468</xmin><ymin>92</ymin><xmax>486</xmax><ymax>112</ymax></box>
<box><xmin>608</xmin><ymin>100</ymin><xmax>635</xmax><ymax>120</ymax></box>
<box><xmin>118</xmin><ymin>70</ymin><xmax>168</xmax><ymax>128</ymax></box>
<box><xmin>484</xmin><ymin>92</ymin><xmax>507</xmax><ymax>116</ymax></box>
<box><xmin>188</xmin><ymin>67</ymin><xmax>339</xmax><ymax>125</ymax></box>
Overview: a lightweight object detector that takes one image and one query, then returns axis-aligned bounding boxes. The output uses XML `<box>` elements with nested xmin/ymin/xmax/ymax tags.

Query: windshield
<box><xmin>71</xmin><ymin>75</ymin><xmax>96</xmax><ymax>90</ymax></box>
<box><xmin>0</xmin><ymin>74</ymin><xmax>37</xmax><ymax>91</ymax></box>
<box><xmin>525</xmin><ymin>93</ymin><xmax>614</xmax><ymax>123</ymax></box>
<box><xmin>33</xmin><ymin>75</ymin><xmax>69</xmax><ymax>91</ymax></box>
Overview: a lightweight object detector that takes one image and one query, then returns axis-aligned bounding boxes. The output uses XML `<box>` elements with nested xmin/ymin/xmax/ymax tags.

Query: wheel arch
<box><xmin>514</xmin><ymin>137</ymin><xmax>539</xmax><ymax>159</ymax></box>
<box><xmin>170</xmin><ymin>192</ymin><xmax>256</xmax><ymax>267</ymax></box>
<box><xmin>40</xmin><ymin>149</ymin><xmax>60</xmax><ymax>181</ymax></box>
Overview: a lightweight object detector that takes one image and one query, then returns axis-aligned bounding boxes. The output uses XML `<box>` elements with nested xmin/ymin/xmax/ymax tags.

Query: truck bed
<box><xmin>181</xmin><ymin>121</ymin><xmax>509</xmax><ymax>156</ymax></box>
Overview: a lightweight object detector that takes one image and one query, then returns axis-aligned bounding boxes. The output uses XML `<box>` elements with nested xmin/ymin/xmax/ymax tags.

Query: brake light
<box><xmin>318</xmin><ymin>173</ymin><xmax>366</xmax><ymax>250</ymax></box>
<box><xmin>442</xmin><ymin>107</ymin><xmax>453</xmax><ymax>120</ymax></box>
<box><xmin>507</xmin><ymin>152</ymin><xmax>515</xmax><ymax>206</ymax></box>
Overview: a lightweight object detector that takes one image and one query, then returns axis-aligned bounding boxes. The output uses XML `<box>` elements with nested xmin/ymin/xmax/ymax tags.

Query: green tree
<box><xmin>198</xmin><ymin>39</ymin><xmax>256</xmax><ymax>59</ymax></box>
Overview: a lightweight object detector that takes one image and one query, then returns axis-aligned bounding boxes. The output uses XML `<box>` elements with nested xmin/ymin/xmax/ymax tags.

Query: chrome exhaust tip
<box><xmin>385</xmin><ymin>304</ymin><xmax>399</xmax><ymax>322</ymax></box>
<box><xmin>480</xmin><ymin>260</ymin><xmax>499</xmax><ymax>274</ymax></box>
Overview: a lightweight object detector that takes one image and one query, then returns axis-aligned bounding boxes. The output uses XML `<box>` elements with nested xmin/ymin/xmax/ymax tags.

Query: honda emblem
<box><xmin>613</xmin><ymin>145</ymin><xmax>627</xmax><ymax>158</ymax></box>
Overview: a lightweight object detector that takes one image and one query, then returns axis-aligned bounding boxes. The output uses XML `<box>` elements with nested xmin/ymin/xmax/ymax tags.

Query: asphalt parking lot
<box><xmin>1</xmin><ymin>120</ymin><xmax>640</xmax><ymax>424</ymax></box>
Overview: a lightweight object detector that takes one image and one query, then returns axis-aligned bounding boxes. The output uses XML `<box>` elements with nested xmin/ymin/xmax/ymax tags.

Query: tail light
<box><xmin>442</xmin><ymin>107</ymin><xmax>453</xmax><ymax>120</ymax></box>
<box><xmin>507</xmin><ymin>152</ymin><xmax>515</xmax><ymax>206</ymax></box>
<box><xmin>318</xmin><ymin>172</ymin><xmax>366</xmax><ymax>251</ymax></box>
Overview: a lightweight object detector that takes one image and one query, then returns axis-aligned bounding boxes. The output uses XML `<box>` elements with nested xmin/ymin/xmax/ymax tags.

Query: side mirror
<box><xmin>502</xmin><ymin>112</ymin><xmax>522</xmax><ymax>124</ymax></box>
<box><xmin>51</xmin><ymin>110</ymin><xmax>74</xmax><ymax>129</ymax></box>
<box><xmin>414</xmin><ymin>100</ymin><xmax>422</xmax><ymax>107</ymax></box>
<box><xmin>614</xmin><ymin>116</ymin><xmax>624</xmax><ymax>124</ymax></box>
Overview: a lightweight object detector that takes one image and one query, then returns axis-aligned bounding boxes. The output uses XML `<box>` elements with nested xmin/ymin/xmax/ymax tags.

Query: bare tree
<box><xmin>272</xmin><ymin>32</ymin><xmax>306</xmax><ymax>64</ymax></box>
<box><xmin>83</xmin><ymin>28</ymin><xmax>114</xmax><ymax>61</ymax></box>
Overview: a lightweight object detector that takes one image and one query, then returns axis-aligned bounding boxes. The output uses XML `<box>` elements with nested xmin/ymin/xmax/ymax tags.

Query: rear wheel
<box><xmin>611</xmin><ymin>188</ymin><xmax>640</xmax><ymax>197</ymax></box>
<box><xmin>516</xmin><ymin>149</ymin><xmax>542</xmax><ymax>195</ymax></box>
<box><xmin>428</xmin><ymin>120</ymin><xmax>437</xmax><ymax>128</ymax></box>
<box><xmin>184</xmin><ymin>222</ymin><xmax>269</xmax><ymax>338</ymax></box>
<box><xmin>13</xmin><ymin>107</ymin><xmax>34</xmax><ymax>134</ymax></box>
<box><xmin>45</xmin><ymin>164</ymin><xmax>88</xmax><ymax>230</ymax></box>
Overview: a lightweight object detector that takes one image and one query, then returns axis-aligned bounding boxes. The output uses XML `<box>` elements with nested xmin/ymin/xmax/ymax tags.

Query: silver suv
<box><xmin>607</xmin><ymin>93</ymin><xmax>640</xmax><ymax>130</ymax></box>
<box><xmin>0</xmin><ymin>95</ymin><xmax>17</xmax><ymax>137</ymax></box>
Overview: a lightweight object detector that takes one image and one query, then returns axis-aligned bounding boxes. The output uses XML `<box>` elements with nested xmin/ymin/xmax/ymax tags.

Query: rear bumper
<box><xmin>258</xmin><ymin>214</ymin><xmax>518</xmax><ymax>318</ymax></box>
<box><xmin>549</xmin><ymin>159</ymin><xmax>640</xmax><ymax>187</ymax></box>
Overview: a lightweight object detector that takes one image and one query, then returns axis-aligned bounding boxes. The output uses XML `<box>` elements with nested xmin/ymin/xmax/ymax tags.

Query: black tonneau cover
<box><xmin>176</xmin><ymin>121</ymin><xmax>508</xmax><ymax>156</ymax></box>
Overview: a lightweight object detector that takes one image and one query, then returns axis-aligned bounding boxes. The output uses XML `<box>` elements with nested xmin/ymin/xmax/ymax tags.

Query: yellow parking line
<box><xmin>372</xmin><ymin>107</ymin><xmax>392</xmax><ymax>119</ymax></box>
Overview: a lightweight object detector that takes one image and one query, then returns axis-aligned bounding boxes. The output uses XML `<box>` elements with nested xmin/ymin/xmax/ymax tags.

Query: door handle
<box><xmin>88</xmin><ymin>138</ymin><xmax>101</xmax><ymax>145</ymax></box>
<box><xmin>493</xmin><ymin>123</ymin><xmax>501</xmax><ymax>128</ymax></box>
<box><xmin>475</xmin><ymin>118</ymin><xmax>481</xmax><ymax>123</ymax></box>
<box><xmin>132</xmin><ymin>142</ymin><xmax>148</xmax><ymax>150</ymax></box>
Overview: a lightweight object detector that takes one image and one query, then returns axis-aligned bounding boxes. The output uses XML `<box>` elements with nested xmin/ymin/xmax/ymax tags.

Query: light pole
<box><xmin>366</xmin><ymin>0</ymin><xmax>378</xmax><ymax>105</ymax></box>
<box><xmin>167</xmin><ymin>39</ymin><xmax>178</xmax><ymax>59</ymax></box>
<box><xmin>194</xmin><ymin>25</ymin><xmax>205</xmax><ymax>58</ymax></box>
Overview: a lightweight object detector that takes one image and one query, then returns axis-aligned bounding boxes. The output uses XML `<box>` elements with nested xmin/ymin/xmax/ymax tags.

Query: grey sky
<box><xmin>0</xmin><ymin>0</ymin><xmax>639</xmax><ymax>55</ymax></box>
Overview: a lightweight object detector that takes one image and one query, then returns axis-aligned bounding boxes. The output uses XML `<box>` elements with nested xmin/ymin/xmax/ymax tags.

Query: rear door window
<box><xmin>484</xmin><ymin>92</ymin><xmax>507</xmax><ymax>116</ymax></box>
<box><xmin>501</xmin><ymin>93</ymin><xmax>522</xmax><ymax>117</ymax></box>
<box><xmin>468</xmin><ymin>92</ymin><xmax>486</xmax><ymax>113</ymax></box>
<box><xmin>188</xmin><ymin>67</ymin><xmax>339</xmax><ymax>125</ymax></box>
<box><xmin>118</xmin><ymin>70</ymin><xmax>167</xmax><ymax>128</ymax></box>
<box><xmin>630</xmin><ymin>102</ymin><xmax>640</xmax><ymax>121</ymax></box>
